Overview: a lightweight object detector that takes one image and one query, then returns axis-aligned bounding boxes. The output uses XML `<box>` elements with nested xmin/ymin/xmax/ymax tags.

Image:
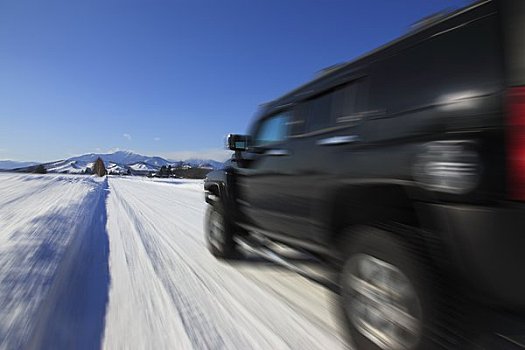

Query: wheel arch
<box><xmin>204</xmin><ymin>182</ymin><xmax>222</xmax><ymax>203</ymax></box>
<box><xmin>325</xmin><ymin>182</ymin><xmax>439</xmax><ymax>261</ymax></box>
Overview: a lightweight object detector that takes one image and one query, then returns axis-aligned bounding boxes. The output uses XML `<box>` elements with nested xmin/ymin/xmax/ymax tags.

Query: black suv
<box><xmin>204</xmin><ymin>1</ymin><xmax>525</xmax><ymax>348</ymax></box>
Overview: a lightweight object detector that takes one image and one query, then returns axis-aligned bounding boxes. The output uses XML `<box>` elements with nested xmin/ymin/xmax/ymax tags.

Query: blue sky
<box><xmin>0</xmin><ymin>0</ymin><xmax>470</xmax><ymax>162</ymax></box>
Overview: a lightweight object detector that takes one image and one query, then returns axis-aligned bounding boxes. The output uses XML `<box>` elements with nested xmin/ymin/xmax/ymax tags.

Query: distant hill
<box><xmin>0</xmin><ymin>160</ymin><xmax>38</xmax><ymax>170</ymax></box>
<box><xmin>182</xmin><ymin>158</ymin><xmax>224</xmax><ymax>170</ymax></box>
<box><xmin>3</xmin><ymin>151</ymin><xmax>227</xmax><ymax>176</ymax></box>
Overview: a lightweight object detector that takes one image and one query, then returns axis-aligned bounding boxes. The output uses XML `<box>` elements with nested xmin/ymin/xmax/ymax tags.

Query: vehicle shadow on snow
<box><xmin>27</xmin><ymin>179</ymin><xmax>111</xmax><ymax>350</ymax></box>
<box><xmin>228</xmin><ymin>252</ymin><xmax>340</xmax><ymax>294</ymax></box>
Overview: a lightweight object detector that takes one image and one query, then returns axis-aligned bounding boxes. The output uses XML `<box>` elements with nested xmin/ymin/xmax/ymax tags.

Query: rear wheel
<box><xmin>205</xmin><ymin>201</ymin><xmax>238</xmax><ymax>259</ymax></box>
<box><xmin>340</xmin><ymin>226</ymin><xmax>441</xmax><ymax>350</ymax></box>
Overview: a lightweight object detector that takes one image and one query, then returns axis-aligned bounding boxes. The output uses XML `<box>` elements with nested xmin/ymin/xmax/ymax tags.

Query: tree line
<box><xmin>24</xmin><ymin>158</ymin><xmax>212</xmax><ymax>179</ymax></box>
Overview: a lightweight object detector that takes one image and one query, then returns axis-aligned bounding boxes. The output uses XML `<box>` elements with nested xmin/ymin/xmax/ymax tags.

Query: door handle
<box><xmin>264</xmin><ymin>149</ymin><xmax>290</xmax><ymax>156</ymax></box>
<box><xmin>317</xmin><ymin>135</ymin><xmax>359</xmax><ymax>146</ymax></box>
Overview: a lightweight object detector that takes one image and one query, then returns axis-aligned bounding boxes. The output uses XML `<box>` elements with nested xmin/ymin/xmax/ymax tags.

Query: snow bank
<box><xmin>0</xmin><ymin>174</ymin><xmax>110</xmax><ymax>349</ymax></box>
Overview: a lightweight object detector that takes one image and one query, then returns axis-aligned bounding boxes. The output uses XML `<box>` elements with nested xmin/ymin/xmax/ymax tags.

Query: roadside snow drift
<box><xmin>0</xmin><ymin>174</ymin><xmax>109</xmax><ymax>350</ymax></box>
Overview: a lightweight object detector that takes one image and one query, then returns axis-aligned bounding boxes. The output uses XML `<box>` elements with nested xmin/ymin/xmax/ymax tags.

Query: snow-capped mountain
<box><xmin>14</xmin><ymin>151</ymin><xmax>227</xmax><ymax>174</ymax></box>
<box><xmin>183</xmin><ymin>159</ymin><xmax>225</xmax><ymax>170</ymax></box>
<box><xmin>46</xmin><ymin>160</ymin><xmax>93</xmax><ymax>174</ymax></box>
<box><xmin>68</xmin><ymin>151</ymin><xmax>171</xmax><ymax>168</ymax></box>
<box><xmin>128</xmin><ymin>162</ymin><xmax>158</xmax><ymax>172</ymax></box>
<box><xmin>106</xmin><ymin>162</ymin><xmax>129</xmax><ymax>174</ymax></box>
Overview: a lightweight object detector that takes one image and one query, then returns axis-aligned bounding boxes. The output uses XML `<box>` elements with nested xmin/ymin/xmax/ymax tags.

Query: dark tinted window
<box><xmin>332</xmin><ymin>83</ymin><xmax>356</xmax><ymax>123</ymax></box>
<box><xmin>306</xmin><ymin>93</ymin><xmax>332</xmax><ymax>132</ymax></box>
<box><xmin>332</xmin><ymin>79</ymin><xmax>367</xmax><ymax>124</ymax></box>
<box><xmin>287</xmin><ymin>109</ymin><xmax>306</xmax><ymax>136</ymax></box>
<box><xmin>292</xmin><ymin>78</ymin><xmax>368</xmax><ymax>135</ymax></box>
<box><xmin>295</xmin><ymin>92</ymin><xmax>333</xmax><ymax>134</ymax></box>
<box><xmin>253</xmin><ymin>112</ymin><xmax>289</xmax><ymax>146</ymax></box>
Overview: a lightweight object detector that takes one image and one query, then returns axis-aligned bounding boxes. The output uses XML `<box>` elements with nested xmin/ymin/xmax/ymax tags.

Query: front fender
<box><xmin>204</xmin><ymin>170</ymin><xmax>227</xmax><ymax>204</ymax></box>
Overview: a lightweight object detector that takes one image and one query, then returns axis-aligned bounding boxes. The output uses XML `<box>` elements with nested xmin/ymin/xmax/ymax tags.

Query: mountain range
<box><xmin>0</xmin><ymin>151</ymin><xmax>226</xmax><ymax>174</ymax></box>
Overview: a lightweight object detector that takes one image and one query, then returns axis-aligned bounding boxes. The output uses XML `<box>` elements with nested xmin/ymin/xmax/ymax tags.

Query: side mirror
<box><xmin>226</xmin><ymin>134</ymin><xmax>250</xmax><ymax>151</ymax></box>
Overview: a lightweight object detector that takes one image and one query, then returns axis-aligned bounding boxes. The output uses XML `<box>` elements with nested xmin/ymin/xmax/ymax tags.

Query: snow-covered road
<box><xmin>0</xmin><ymin>174</ymin><xmax>347</xmax><ymax>349</ymax></box>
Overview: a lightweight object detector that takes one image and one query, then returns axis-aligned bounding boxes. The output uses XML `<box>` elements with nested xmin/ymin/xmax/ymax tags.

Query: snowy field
<box><xmin>0</xmin><ymin>174</ymin><xmax>347</xmax><ymax>350</ymax></box>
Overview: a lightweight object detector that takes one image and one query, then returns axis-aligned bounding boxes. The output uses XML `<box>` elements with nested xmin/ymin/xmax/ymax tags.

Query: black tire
<box><xmin>205</xmin><ymin>201</ymin><xmax>238</xmax><ymax>259</ymax></box>
<box><xmin>339</xmin><ymin>226</ymin><xmax>448</xmax><ymax>350</ymax></box>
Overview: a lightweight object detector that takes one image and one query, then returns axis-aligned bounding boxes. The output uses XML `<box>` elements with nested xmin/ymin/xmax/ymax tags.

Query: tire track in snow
<box><xmin>111</xmin><ymin>179</ymin><xmax>342</xmax><ymax>338</ymax></box>
<box><xmin>106</xmin><ymin>184</ymin><xmax>256</xmax><ymax>350</ymax></box>
<box><xmin>104</xmin><ymin>177</ymin><xmax>347</xmax><ymax>350</ymax></box>
<box><xmin>103</xmin><ymin>183</ymin><xmax>194</xmax><ymax>350</ymax></box>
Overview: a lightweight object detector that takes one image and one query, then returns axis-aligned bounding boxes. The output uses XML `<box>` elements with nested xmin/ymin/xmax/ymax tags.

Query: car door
<box><xmin>236</xmin><ymin>111</ymin><xmax>304</xmax><ymax>236</ymax></box>
<box><xmin>286</xmin><ymin>77</ymin><xmax>371</xmax><ymax>244</ymax></box>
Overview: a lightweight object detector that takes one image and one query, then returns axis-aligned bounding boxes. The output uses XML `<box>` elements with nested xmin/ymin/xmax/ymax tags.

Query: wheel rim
<box><xmin>343</xmin><ymin>254</ymin><xmax>422</xmax><ymax>350</ymax></box>
<box><xmin>207</xmin><ymin>209</ymin><xmax>225</xmax><ymax>250</ymax></box>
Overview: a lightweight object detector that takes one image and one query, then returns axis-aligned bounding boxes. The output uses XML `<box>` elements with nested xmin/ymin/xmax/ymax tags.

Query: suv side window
<box><xmin>299</xmin><ymin>92</ymin><xmax>333</xmax><ymax>133</ymax></box>
<box><xmin>293</xmin><ymin>78</ymin><xmax>368</xmax><ymax>135</ymax></box>
<box><xmin>253</xmin><ymin>112</ymin><xmax>289</xmax><ymax>146</ymax></box>
<box><xmin>333</xmin><ymin>78</ymin><xmax>368</xmax><ymax>125</ymax></box>
<box><xmin>332</xmin><ymin>83</ymin><xmax>356</xmax><ymax>123</ymax></box>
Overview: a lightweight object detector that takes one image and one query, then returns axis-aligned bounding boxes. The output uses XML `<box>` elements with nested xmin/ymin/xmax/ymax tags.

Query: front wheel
<box><xmin>205</xmin><ymin>201</ymin><xmax>238</xmax><ymax>259</ymax></box>
<box><xmin>340</xmin><ymin>226</ymin><xmax>442</xmax><ymax>350</ymax></box>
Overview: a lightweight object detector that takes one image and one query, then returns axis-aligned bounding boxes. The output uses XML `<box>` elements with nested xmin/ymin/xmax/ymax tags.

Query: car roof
<box><xmin>260</xmin><ymin>0</ymin><xmax>493</xmax><ymax>115</ymax></box>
